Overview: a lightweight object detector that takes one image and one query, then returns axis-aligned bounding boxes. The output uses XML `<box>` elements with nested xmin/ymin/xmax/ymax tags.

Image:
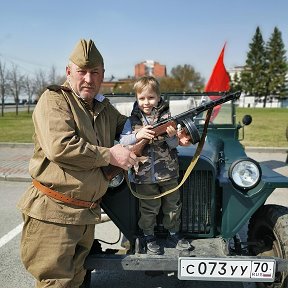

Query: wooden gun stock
<box><xmin>131</xmin><ymin>120</ymin><xmax>177</xmax><ymax>156</ymax></box>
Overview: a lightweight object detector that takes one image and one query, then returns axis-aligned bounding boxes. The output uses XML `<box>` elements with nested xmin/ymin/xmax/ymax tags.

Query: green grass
<box><xmin>0</xmin><ymin>111</ymin><xmax>34</xmax><ymax>143</ymax></box>
<box><xmin>236</xmin><ymin>108</ymin><xmax>287</xmax><ymax>147</ymax></box>
<box><xmin>0</xmin><ymin>108</ymin><xmax>287</xmax><ymax>147</ymax></box>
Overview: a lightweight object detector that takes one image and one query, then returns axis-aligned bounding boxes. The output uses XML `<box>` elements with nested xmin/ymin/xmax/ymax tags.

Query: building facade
<box><xmin>135</xmin><ymin>60</ymin><xmax>167</xmax><ymax>78</ymax></box>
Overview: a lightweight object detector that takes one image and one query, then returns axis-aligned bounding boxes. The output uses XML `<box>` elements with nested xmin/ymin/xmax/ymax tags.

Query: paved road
<box><xmin>0</xmin><ymin>144</ymin><xmax>287</xmax><ymax>288</ymax></box>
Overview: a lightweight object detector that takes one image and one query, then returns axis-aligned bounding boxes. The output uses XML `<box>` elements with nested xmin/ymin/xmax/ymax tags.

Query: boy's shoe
<box><xmin>166</xmin><ymin>232</ymin><xmax>192</xmax><ymax>251</ymax></box>
<box><xmin>144</xmin><ymin>235</ymin><xmax>161</xmax><ymax>255</ymax></box>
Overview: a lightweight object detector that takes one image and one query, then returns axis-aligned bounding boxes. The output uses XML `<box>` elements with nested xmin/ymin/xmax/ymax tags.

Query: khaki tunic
<box><xmin>17</xmin><ymin>82</ymin><xmax>127</xmax><ymax>225</ymax></box>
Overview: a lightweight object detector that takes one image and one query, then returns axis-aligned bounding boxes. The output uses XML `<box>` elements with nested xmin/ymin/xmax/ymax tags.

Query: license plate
<box><xmin>178</xmin><ymin>257</ymin><xmax>276</xmax><ymax>282</ymax></box>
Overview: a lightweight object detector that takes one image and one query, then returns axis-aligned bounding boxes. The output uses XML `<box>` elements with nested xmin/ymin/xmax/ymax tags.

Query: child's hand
<box><xmin>166</xmin><ymin>125</ymin><xmax>177</xmax><ymax>137</ymax></box>
<box><xmin>135</xmin><ymin>125</ymin><xmax>155</xmax><ymax>140</ymax></box>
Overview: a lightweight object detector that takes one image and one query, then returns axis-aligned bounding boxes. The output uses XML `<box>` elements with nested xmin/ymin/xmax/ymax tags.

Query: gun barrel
<box><xmin>153</xmin><ymin>91</ymin><xmax>241</xmax><ymax>128</ymax></box>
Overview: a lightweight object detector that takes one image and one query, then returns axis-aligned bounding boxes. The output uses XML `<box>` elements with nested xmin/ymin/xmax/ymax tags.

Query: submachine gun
<box><xmin>102</xmin><ymin>90</ymin><xmax>241</xmax><ymax>180</ymax></box>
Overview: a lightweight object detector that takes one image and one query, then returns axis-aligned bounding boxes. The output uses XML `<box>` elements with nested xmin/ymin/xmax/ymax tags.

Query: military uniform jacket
<box><xmin>17</xmin><ymin>82</ymin><xmax>127</xmax><ymax>225</ymax></box>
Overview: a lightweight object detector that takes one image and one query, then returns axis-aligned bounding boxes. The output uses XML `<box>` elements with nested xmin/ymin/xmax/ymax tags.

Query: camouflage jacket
<box><xmin>120</xmin><ymin>99</ymin><xmax>179</xmax><ymax>184</ymax></box>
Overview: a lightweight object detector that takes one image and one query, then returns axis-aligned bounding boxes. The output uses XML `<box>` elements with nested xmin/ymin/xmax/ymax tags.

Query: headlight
<box><xmin>108</xmin><ymin>173</ymin><xmax>124</xmax><ymax>188</ymax></box>
<box><xmin>228</xmin><ymin>158</ymin><xmax>261</xmax><ymax>190</ymax></box>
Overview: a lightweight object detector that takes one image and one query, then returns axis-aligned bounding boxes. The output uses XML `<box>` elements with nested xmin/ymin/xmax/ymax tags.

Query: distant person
<box><xmin>119</xmin><ymin>76</ymin><xmax>191</xmax><ymax>254</ymax></box>
<box><xmin>17</xmin><ymin>39</ymin><xmax>137</xmax><ymax>287</ymax></box>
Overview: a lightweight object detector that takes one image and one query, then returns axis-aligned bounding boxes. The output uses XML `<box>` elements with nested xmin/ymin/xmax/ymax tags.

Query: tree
<box><xmin>23</xmin><ymin>75</ymin><xmax>36</xmax><ymax>114</ymax></box>
<box><xmin>112</xmin><ymin>81</ymin><xmax>135</xmax><ymax>93</ymax></box>
<box><xmin>48</xmin><ymin>65</ymin><xmax>65</xmax><ymax>85</ymax></box>
<box><xmin>265</xmin><ymin>27</ymin><xmax>287</xmax><ymax>106</ymax></box>
<box><xmin>0</xmin><ymin>60</ymin><xmax>10</xmax><ymax>116</ymax></box>
<box><xmin>159</xmin><ymin>76</ymin><xmax>184</xmax><ymax>92</ymax></box>
<box><xmin>241</xmin><ymin>27</ymin><xmax>267</xmax><ymax>102</ymax></box>
<box><xmin>241</xmin><ymin>26</ymin><xmax>288</xmax><ymax>107</ymax></box>
<box><xmin>8</xmin><ymin>64</ymin><xmax>24</xmax><ymax>116</ymax></box>
<box><xmin>34</xmin><ymin>69</ymin><xmax>48</xmax><ymax>100</ymax></box>
<box><xmin>230</xmin><ymin>72</ymin><xmax>242</xmax><ymax>92</ymax></box>
<box><xmin>48</xmin><ymin>65</ymin><xmax>57</xmax><ymax>84</ymax></box>
<box><xmin>169</xmin><ymin>64</ymin><xmax>205</xmax><ymax>92</ymax></box>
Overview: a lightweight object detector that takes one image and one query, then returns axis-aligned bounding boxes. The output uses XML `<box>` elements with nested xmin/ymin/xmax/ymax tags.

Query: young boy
<box><xmin>119</xmin><ymin>76</ymin><xmax>191</xmax><ymax>254</ymax></box>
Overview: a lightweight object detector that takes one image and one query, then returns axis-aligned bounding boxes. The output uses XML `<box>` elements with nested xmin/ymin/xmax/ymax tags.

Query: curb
<box><xmin>0</xmin><ymin>143</ymin><xmax>287</xmax><ymax>183</ymax></box>
<box><xmin>0</xmin><ymin>142</ymin><xmax>34</xmax><ymax>148</ymax></box>
<box><xmin>0</xmin><ymin>175</ymin><xmax>31</xmax><ymax>182</ymax></box>
<box><xmin>244</xmin><ymin>147</ymin><xmax>288</xmax><ymax>153</ymax></box>
<box><xmin>0</xmin><ymin>142</ymin><xmax>287</xmax><ymax>152</ymax></box>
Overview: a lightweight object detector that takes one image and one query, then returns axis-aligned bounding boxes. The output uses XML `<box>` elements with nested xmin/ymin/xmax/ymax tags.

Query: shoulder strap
<box><xmin>47</xmin><ymin>85</ymin><xmax>71</xmax><ymax>92</ymax></box>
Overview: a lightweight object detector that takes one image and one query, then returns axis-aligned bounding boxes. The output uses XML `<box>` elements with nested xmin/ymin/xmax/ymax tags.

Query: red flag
<box><xmin>205</xmin><ymin>43</ymin><xmax>230</xmax><ymax>121</ymax></box>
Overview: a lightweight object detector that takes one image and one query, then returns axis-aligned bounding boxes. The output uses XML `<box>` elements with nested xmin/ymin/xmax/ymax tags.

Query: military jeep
<box><xmin>84</xmin><ymin>92</ymin><xmax>288</xmax><ymax>287</ymax></box>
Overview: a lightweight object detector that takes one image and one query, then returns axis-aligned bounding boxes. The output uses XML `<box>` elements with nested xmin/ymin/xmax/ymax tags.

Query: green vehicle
<box><xmin>83</xmin><ymin>92</ymin><xmax>288</xmax><ymax>287</ymax></box>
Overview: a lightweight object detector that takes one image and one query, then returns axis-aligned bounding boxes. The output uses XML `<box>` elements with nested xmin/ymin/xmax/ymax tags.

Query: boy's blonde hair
<box><xmin>133</xmin><ymin>76</ymin><xmax>160</xmax><ymax>97</ymax></box>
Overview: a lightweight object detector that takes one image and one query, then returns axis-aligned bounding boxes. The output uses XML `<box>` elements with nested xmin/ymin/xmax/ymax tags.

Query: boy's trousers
<box><xmin>136</xmin><ymin>178</ymin><xmax>182</xmax><ymax>235</ymax></box>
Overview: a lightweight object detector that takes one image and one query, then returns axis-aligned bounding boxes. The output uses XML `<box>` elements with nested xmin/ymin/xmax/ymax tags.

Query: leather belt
<box><xmin>32</xmin><ymin>179</ymin><xmax>98</xmax><ymax>209</ymax></box>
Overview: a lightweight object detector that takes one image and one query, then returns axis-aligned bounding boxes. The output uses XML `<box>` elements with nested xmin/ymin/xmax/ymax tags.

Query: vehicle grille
<box><xmin>180</xmin><ymin>170</ymin><xmax>213</xmax><ymax>235</ymax></box>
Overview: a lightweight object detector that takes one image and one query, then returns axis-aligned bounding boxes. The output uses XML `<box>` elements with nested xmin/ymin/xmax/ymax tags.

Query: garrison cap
<box><xmin>69</xmin><ymin>39</ymin><xmax>104</xmax><ymax>69</ymax></box>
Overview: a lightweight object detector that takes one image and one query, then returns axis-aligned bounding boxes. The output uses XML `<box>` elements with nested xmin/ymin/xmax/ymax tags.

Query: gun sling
<box><xmin>32</xmin><ymin>179</ymin><xmax>99</xmax><ymax>209</ymax></box>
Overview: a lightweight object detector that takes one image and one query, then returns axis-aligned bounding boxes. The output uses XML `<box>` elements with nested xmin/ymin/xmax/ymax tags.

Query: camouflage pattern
<box><xmin>130</xmin><ymin>99</ymin><xmax>179</xmax><ymax>184</ymax></box>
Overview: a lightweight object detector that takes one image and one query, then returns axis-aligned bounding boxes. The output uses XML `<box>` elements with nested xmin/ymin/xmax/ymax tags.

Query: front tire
<box><xmin>248</xmin><ymin>204</ymin><xmax>288</xmax><ymax>288</ymax></box>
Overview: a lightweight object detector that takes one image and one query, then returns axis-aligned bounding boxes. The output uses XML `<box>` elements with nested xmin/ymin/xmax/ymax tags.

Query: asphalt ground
<box><xmin>0</xmin><ymin>143</ymin><xmax>287</xmax><ymax>288</ymax></box>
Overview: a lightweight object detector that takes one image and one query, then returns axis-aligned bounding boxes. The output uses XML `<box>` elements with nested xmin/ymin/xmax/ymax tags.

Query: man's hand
<box><xmin>177</xmin><ymin>129</ymin><xmax>192</xmax><ymax>146</ymax></box>
<box><xmin>109</xmin><ymin>144</ymin><xmax>137</xmax><ymax>170</ymax></box>
<box><xmin>135</xmin><ymin>125</ymin><xmax>155</xmax><ymax>141</ymax></box>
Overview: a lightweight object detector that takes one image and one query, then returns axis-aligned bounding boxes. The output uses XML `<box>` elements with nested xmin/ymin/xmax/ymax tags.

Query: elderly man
<box><xmin>17</xmin><ymin>39</ymin><xmax>136</xmax><ymax>287</ymax></box>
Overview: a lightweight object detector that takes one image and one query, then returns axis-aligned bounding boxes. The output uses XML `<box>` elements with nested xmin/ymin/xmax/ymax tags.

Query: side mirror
<box><xmin>238</xmin><ymin>115</ymin><xmax>252</xmax><ymax>141</ymax></box>
<box><xmin>242</xmin><ymin>115</ymin><xmax>252</xmax><ymax>126</ymax></box>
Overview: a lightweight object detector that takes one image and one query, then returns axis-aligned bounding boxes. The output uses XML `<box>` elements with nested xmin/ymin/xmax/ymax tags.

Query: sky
<box><xmin>0</xmin><ymin>0</ymin><xmax>287</xmax><ymax>83</ymax></box>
